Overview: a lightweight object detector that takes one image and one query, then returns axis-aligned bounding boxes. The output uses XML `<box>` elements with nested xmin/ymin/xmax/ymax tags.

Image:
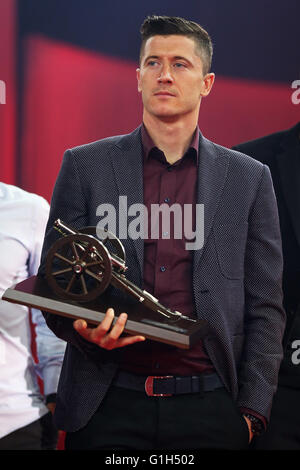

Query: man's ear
<box><xmin>136</xmin><ymin>68</ymin><xmax>142</xmax><ymax>93</ymax></box>
<box><xmin>200</xmin><ymin>73</ymin><xmax>215</xmax><ymax>97</ymax></box>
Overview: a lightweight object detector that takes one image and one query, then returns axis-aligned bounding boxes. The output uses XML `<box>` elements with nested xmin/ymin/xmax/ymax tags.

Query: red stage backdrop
<box><xmin>20</xmin><ymin>36</ymin><xmax>299</xmax><ymax>203</ymax></box>
<box><xmin>0</xmin><ymin>0</ymin><xmax>17</xmax><ymax>185</ymax></box>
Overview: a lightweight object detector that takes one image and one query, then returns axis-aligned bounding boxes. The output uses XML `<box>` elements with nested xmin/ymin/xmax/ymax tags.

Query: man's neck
<box><xmin>143</xmin><ymin>114</ymin><xmax>198</xmax><ymax>164</ymax></box>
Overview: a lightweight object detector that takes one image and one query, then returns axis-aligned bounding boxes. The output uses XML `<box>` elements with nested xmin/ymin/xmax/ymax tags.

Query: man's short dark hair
<box><xmin>139</xmin><ymin>15</ymin><xmax>213</xmax><ymax>75</ymax></box>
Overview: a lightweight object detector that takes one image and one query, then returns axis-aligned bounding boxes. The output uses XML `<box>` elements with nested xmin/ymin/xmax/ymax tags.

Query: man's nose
<box><xmin>157</xmin><ymin>65</ymin><xmax>173</xmax><ymax>84</ymax></box>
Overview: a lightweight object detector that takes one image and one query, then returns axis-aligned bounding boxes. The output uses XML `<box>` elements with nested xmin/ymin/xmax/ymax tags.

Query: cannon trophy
<box><xmin>45</xmin><ymin>219</ymin><xmax>197</xmax><ymax>324</ymax></box>
<box><xmin>2</xmin><ymin>219</ymin><xmax>210</xmax><ymax>348</ymax></box>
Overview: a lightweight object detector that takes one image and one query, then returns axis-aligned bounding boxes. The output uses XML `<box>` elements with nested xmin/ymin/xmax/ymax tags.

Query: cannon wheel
<box><xmin>45</xmin><ymin>233</ymin><xmax>112</xmax><ymax>302</ymax></box>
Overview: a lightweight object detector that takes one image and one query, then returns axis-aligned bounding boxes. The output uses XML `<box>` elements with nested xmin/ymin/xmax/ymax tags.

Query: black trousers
<box><xmin>65</xmin><ymin>385</ymin><xmax>250</xmax><ymax>450</ymax></box>
<box><xmin>0</xmin><ymin>412</ymin><xmax>58</xmax><ymax>450</ymax></box>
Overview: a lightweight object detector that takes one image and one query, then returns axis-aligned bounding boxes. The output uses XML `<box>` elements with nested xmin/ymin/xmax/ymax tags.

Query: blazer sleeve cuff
<box><xmin>239</xmin><ymin>407</ymin><xmax>267</xmax><ymax>430</ymax></box>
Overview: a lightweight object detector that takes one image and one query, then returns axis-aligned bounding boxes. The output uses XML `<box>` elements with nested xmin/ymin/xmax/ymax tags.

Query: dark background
<box><xmin>1</xmin><ymin>0</ymin><xmax>299</xmax><ymax>201</ymax></box>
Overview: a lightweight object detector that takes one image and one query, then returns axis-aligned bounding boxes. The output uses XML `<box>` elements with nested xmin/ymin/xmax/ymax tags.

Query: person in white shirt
<box><xmin>0</xmin><ymin>182</ymin><xmax>66</xmax><ymax>450</ymax></box>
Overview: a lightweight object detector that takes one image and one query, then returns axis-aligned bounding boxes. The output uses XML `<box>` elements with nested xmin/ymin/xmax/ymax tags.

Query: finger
<box><xmin>101</xmin><ymin>308</ymin><xmax>116</xmax><ymax>330</ymax></box>
<box><xmin>106</xmin><ymin>313</ymin><xmax>146</xmax><ymax>349</ymax></box>
<box><xmin>108</xmin><ymin>313</ymin><xmax>128</xmax><ymax>340</ymax></box>
<box><xmin>73</xmin><ymin>319</ymin><xmax>90</xmax><ymax>339</ymax></box>
<box><xmin>115</xmin><ymin>335</ymin><xmax>146</xmax><ymax>348</ymax></box>
<box><xmin>90</xmin><ymin>308</ymin><xmax>115</xmax><ymax>342</ymax></box>
<box><xmin>73</xmin><ymin>318</ymin><xmax>106</xmax><ymax>343</ymax></box>
<box><xmin>103</xmin><ymin>333</ymin><xmax>146</xmax><ymax>350</ymax></box>
<box><xmin>100</xmin><ymin>313</ymin><xmax>128</xmax><ymax>348</ymax></box>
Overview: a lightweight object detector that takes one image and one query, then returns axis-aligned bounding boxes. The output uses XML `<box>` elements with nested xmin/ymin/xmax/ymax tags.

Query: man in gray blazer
<box><xmin>39</xmin><ymin>15</ymin><xmax>285</xmax><ymax>450</ymax></box>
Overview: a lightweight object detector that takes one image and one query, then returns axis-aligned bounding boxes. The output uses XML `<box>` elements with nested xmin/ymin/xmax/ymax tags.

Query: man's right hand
<box><xmin>73</xmin><ymin>308</ymin><xmax>146</xmax><ymax>350</ymax></box>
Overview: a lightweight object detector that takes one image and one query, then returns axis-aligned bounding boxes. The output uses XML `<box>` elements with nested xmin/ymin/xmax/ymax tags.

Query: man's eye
<box><xmin>174</xmin><ymin>63</ymin><xmax>186</xmax><ymax>68</ymax></box>
<box><xmin>148</xmin><ymin>61</ymin><xmax>158</xmax><ymax>66</ymax></box>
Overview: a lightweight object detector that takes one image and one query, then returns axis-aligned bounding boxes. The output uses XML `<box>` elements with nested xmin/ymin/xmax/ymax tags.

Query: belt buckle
<box><xmin>145</xmin><ymin>376</ymin><xmax>173</xmax><ymax>397</ymax></box>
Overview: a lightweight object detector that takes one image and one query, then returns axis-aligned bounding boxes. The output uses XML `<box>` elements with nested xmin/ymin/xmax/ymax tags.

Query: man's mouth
<box><xmin>154</xmin><ymin>91</ymin><xmax>175</xmax><ymax>97</ymax></box>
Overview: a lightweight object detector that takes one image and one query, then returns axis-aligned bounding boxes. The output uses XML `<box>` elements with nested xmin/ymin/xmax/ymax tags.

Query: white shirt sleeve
<box><xmin>28</xmin><ymin>194</ymin><xmax>66</xmax><ymax>396</ymax></box>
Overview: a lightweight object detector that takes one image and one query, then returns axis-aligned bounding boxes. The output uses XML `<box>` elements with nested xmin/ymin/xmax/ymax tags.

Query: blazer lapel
<box><xmin>110</xmin><ymin>126</ymin><xmax>144</xmax><ymax>278</ymax></box>
<box><xmin>276</xmin><ymin>124</ymin><xmax>300</xmax><ymax>247</ymax></box>
<box><xmin>193</xmin><ymin>134</ymin><xmax>230</xmax><ymax>275</ymax></box>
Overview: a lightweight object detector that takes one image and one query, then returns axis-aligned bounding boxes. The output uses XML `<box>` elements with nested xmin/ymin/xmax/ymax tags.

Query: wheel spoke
<box><xmin>85</xmin><ymin>260</ymin><xmax>103</xmax><ymax>267</ymax></box>
<box><xmin>71</xmin><ymin>242</ymin><xmax>80</xmax><ymax>260</ymax></box>
<box><xmin>85</xmin><ymin>268</ymin><xmax>103</xmax><ymax>282</ymax></box>
<box><xmin>53</xmin><ymin>267</ymin><xmax>73</xmax><ymax>276</ymax></box>
<box><xmin>54</xmin><ymin>252</ymin><xmax>74</xmax><ymax>265</ymax></box>
<box><xmin>66</xmin><ymin>273</ymin><xmax>76</xmax><ymax>293</ymax></box>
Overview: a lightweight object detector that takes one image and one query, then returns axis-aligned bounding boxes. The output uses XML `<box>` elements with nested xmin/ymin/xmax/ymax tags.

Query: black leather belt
<box><xmin>113</xmin><ymin>371</ymin><xmax>224</xmax><ymax>397</ymax></box>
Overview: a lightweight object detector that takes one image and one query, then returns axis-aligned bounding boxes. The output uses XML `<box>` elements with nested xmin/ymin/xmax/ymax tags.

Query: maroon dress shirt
<box><xmin>120</xmin><ymin>124</ymin><xmax>215</xmax><ymax>376</ymax></box>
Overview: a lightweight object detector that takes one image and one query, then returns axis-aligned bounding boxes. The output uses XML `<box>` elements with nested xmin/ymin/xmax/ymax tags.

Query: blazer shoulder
<box><xmin>208</xmin><ymin>138</ymin><xmax>265</xmax><ymax>175</ymax></box>
<box><xmin>68</xmin><ymin>126</ymin><xmax>142</xmax><ymax>158</ymax></box>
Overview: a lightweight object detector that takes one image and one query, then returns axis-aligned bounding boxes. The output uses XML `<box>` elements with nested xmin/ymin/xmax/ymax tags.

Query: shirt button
<box><xmin>160</xmin><ymin>266</ymin><xmax>166</xmax><ymax>272</ymax></box>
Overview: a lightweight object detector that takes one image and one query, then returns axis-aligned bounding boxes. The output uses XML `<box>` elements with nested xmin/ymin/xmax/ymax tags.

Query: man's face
<box><xmin>137</xmin><ymin>35</ymin><xmax>214</xmax><ymax>121</ymax></box>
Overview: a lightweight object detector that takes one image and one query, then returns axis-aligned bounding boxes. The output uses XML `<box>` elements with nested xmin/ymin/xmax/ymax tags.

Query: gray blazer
<box><xmin>39</xmin><ymin>126</ymin><xmax>285</xmax><ymax>432</ymax></box>
<box><xmin>233</xmin><ymin>122</ymin><xmax>300</xmax><ymax>388</ymax></box>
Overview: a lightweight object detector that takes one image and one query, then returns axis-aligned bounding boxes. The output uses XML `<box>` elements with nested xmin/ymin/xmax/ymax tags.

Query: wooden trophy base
<box><xmin>2</xmin><ymin>275</ymin><xmax>211</xmax><ymax>349</ymax></box>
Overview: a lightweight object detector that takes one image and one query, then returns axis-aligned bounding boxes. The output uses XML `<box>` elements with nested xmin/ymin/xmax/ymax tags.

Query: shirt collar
<box><xmin>141</xmin><ymin>123</ymin><xmax>199</xmax><ymax>165</ymax></box>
